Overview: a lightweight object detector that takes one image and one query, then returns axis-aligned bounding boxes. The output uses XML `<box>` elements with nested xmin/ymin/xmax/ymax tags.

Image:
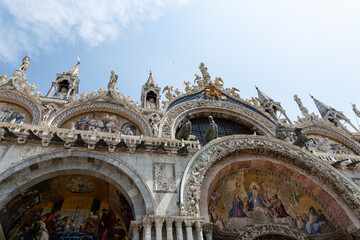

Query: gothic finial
<box><xmin>66</xmin><ymin>58</ymin><xmax>80</xmax><ymax>77</ymax></box>
<box><xmin>146</xmin><ymin>70</ymin><xmax>155</xmax><ymax>87</ymax></box>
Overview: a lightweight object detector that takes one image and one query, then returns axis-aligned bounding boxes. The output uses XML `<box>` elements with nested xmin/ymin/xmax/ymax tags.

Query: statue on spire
<box><xmin>13</xmin><ymin>56</ymin><xmax>30</xmax><ymax>83</ymax></box>
<box><xmin>352</xmin><ymin>104</ymin><xmax>360</xmax><ymax>118</ymax></box>
<box><xmin>199</xmin><ymin>62</ymin><xmax>212</xmax><ymax>84</ymax></box>
<box><xmin>108</xmin><ymin>71</ymin><xmax>118</xmax><ymax>90</ymax></box>
<box><xmin>293</xmin><ymin>94</ymin><xmax>309</xmax><ymax>118</ymax></box>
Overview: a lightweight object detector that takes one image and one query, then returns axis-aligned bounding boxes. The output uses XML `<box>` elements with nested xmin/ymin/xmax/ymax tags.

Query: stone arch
<box><xmin>0</xmin><ymin>150</ymin><xmax>155</xmax><ymax>220</ymax></box>
<box><xmin>300</xmin><ymin>124</ymin><xmax>360</xmax><ymax>155</ymax></box>
<box><xmin>0</xmin><ymin>90</ymin><xmax>41</xmax><ymax>124</ymax></box>
<box><xmin>160</xmin><ymin>100</ymin><xmax>276</xmax><ymax>139</ymax></box>
<box><xmin>50</xmin><ymin>102</ymin><xmax>152</xmax><ymax>136</ymax></box>
<box><xmin>179</xmin><ymin>135</ymin><xmax>360</xmax><ymax>231</ymax></box>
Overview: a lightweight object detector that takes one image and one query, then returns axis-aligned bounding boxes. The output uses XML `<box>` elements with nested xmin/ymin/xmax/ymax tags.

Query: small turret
<box><xmin>45</xmin><ymin>59</ymin><xmax>80</xmax><ymax>100</ymax></box>
<box><xmin>141</xmin><ymin>71</ymin><xmax>161</xmax><ymax>109</ymax></box>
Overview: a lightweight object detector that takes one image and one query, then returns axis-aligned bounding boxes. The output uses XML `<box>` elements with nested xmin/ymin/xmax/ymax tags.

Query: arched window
<box><xmin>177</xmin><ymin>117</ymin><xmax>255</xmax><ymax>145</ymax></box>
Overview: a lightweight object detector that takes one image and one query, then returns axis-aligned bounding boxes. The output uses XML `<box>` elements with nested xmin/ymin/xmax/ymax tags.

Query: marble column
<box><xmin>184</xmin><ymin>220</ymin><xmax>194</xmax><ymax>240</ymax></box>
<box><xmin>46</xmin><ymin>82</ymin><xmax>56</xmax><ymax>97</ymax></box>
<box><xmin>195</xmin><ymin>221</ymin><xmax>203</xmax><ymax>240</ymax></box>
<box><xmin>142</xmin><ymin>218</ymin><xmax>152</xmax><ymax>240</ymax></box>
<box><xmin>203</xmin><ymin>223</ymin><xmax>213</xmax><ymax>240</ymax></box>
<box><xmin>130</xmin><ymin>221</ymin><xmax>142</xmax><ymax>240</ymax></box>
<box><xmin>166</xmin><ymin>218</ymin><xmax>174</xmax><ymax>240</ymax></box>
<box><xmin>175</xmin><ymin>219</ymin><xmax>184</xmax><ymax>240</ymax></box>
<box><xmin>154</xmin><ymin>218</ymin><xmax>164</xmax><ymax>240</ymax></box>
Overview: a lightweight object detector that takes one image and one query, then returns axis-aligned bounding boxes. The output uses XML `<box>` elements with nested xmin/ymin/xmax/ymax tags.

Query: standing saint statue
<box><xmin>199</xmin><ymin>62</ymin><xmax>211</xmax><ymax>84</ymax></box>
<box><xmin>108</xmin><ymin>70</ymin><xmax>118</xmax><ymax>90</ymax></box>
<box><xmin>352</xmin><ymin>104</ymin><xmax>360</xmax><ymax>118</ymax></box>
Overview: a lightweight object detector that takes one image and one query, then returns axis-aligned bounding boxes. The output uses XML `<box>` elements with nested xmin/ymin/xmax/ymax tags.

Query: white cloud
<box><xmin>0</xmin><ymin>0</ymin><xmax>189</xmax><ymax>62</ymax></box>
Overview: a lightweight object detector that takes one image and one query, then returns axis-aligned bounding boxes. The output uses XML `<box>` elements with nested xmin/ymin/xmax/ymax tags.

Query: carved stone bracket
<box><xmin>179</xmin><ymin>135</ymin><xmax>360</xmax><ymax>219</ymax></box>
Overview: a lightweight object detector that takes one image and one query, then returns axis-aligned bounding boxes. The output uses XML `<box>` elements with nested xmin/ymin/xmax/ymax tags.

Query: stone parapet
<box><xmin>0</xmin><ymin>122</ymin><xmax>200</xmax><ymax>153</ymax></box>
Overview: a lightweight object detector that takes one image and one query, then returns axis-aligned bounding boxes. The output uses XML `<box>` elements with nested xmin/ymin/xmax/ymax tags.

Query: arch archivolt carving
<box><xmin>0</xmin><ymin>150</ymin><xmax>155</xmax><ymax>220</ymax></box>
<box><xmin>237</xmin><ymin>224</ymin><xmax>306</xmax><ymax>240</ymax></box>
<box><xmin>301</xmin><ymin>125</ymin><xmax>360</xmax><ymax>155</ymax></box>
<box><xmin>180</xmin><ymin>135</ymin><xmax>360</xmax><ymax>227</ymax></box>
<box><xmin>0</xmin><ymin>90</ymin><xmax>41</xmax><ymax>124</ymax></box>
<box><xmin>50</xmin><ymin>103</ymin><xmax>152</xmax><ymax>136</ymax></box>
<box><xmin>160</xmin><ymin>100</ymin><xmax>276</xmax><ymax>139</ymax></box>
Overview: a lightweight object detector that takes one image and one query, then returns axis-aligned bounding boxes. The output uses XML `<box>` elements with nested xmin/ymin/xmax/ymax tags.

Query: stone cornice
<box><xmin>0</xmin><ymin>122</ymin><xmax>200</xmax><ymax>153</ymax></box>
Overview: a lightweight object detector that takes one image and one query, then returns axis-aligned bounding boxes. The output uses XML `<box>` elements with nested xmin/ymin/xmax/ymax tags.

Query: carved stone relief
<box><xmin>153</xmin><ymin>163</ymin><xmax>176</xmax><ymax>193</ymax></box>
<box><xmin>51</xmin><ymin>103</ymin><xmax>151</xmax><ymax>136</ymax></box>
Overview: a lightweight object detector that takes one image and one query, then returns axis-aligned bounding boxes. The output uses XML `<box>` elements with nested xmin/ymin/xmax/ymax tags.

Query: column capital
<box><xmin>195</xmin><ymin>221</ymin><xmax>203</xmax><ymax>230</ymax></box>
<box><xmin>184</xmin><ymin>219</ymin><xmax>194</xmax><ymax>228</ymax></box>
<box><xmin>142</xmin><ymin>217</ymin><xmax>153</xmax><ymax>228</ymax></box>
<box><xmin>154</xmin><ymin>217</ymin><xmax>164</xmax><ymax>228</ymax></box>
<box><xmin>203</xmin><ymin>222</ymin><xmax>214</xmax><ymax>236</ymax></box>
<box><xmin>165</xmin><ymin>217</ymin><xmax>174</xmax><ymax>228</ymax></box>
<box><xmin>129</xmin><ymin>221</ymin><xmax>142</xmax><ymax>232</ymax></box>
<box><xmin>175</xmin><ymin>219</ymin><xmax>183</xmax><ymax>228</ymax></box>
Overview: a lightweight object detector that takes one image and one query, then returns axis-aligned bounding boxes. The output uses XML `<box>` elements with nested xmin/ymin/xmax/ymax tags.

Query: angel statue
<box><xmin>108</xmin><ymin>71</ymin><xmax>118</xmax><ymax>90</ymax></box>
<box><xmin>214</xmin><ymin>77</ymin><xmax>224</xmax><ymax>88</ymax></box>
<box><xmin>194</xmin><ymin>74</ymin><xmax>204</xmax><ymax>87</ymax></box>
<box><xmin>0</xmin><ymin>73</ymin><xmax>8</xmax><ymax>84</ymax></box>
<box><xmin>228</xmin><ymin>87</ymin><xmax>240</xmax><ymax>97</ymax></box>
<box><xmin>162</xmin><ymin>86</ymin><xmax>175</xmax><ymax>101</ymax></box>
<box><xmin>183</xmin><ymin>81</ymin><xmax>192</xmax><ymax>93</ymax></box>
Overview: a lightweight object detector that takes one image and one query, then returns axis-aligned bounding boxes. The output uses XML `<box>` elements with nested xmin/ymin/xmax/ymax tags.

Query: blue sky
<box><xmin>1</xmin><ymin>0</ymin><xmax>360</xmax><ymax>128</ymax></box>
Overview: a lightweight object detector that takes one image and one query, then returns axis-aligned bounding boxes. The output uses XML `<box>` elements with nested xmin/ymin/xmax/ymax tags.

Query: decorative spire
<box><xmin>310</xmin><ymin>94</ymin><xmax>359</xmax><ymax>132</ymax></box>
<box><xmin>66</xmin><ymin>58</ymin><xmax>80</xmax><ymax>77</ymax></box>
<box><xmin>309</xmin><ymin>94</ymin><xmax>334</xmax><ymax>118</ymax></box>
<box><xmin>255</xmin><ymin>86</ymin><xmax>272</xmax><ymax>103</ymax></box>
<box><xmin>146</xmin><ymin>70</ymin><xmax>155</xmax><ymax>87</ymax></box>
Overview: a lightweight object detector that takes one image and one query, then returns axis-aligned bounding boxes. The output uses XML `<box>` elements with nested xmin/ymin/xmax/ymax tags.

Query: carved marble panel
<box><xmin>153</xmin><ymin>163</ymin><xmax>176</xmax><ymax>193</ymax></box>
